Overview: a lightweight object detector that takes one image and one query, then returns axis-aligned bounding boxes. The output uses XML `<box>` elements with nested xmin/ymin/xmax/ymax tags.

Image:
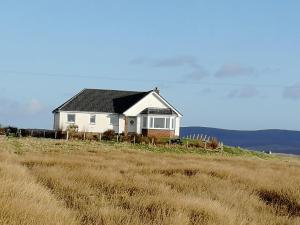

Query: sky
<box><xmin>0</xmin><ymin>0</ymin><xmax>300</xmax><ymax>130</ymax></box>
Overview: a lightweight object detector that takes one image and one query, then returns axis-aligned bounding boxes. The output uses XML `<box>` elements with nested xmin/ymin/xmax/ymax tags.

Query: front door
<box><xmin>128</xmin><ymin>117</ymin><xmax>137</xmax><ymax>133</ymax></box>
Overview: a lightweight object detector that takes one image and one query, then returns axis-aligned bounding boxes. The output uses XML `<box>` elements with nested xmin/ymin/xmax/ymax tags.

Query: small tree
<box><xmin>67</xmin><ymin>124</ymin><xmax>78</xmax><ymax>134</ymax></box>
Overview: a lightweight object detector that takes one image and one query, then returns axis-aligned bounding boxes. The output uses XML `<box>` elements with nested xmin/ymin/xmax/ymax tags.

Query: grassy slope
<box><xmin>0</xmin><ymin>137</ymin><xmax>300</xmax><ymax>225</ymax></box>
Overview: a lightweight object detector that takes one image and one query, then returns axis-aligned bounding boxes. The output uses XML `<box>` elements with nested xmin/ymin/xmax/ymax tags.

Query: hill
<box><xmin>180</xmin><ymin>127</ymin><xmax>300</xmax><ymax>155</ymax></box>
<box><xmin>0</xmin><ymin>138</ymin><xmax>299</xmax><ymax>225</ymax></box>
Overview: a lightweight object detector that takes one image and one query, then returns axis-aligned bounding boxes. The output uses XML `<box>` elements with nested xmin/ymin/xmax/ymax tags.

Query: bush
<box><xmin>103</xmin><ymin>129</ymin><xmax>115</xmax><ymax>141</ymax></box>
<box><xmin>148</xmin><ymin>136</ymin><xmax>158</xmax><ymax>145</ymax></box>
<box><xmin>209</xmin><ymin>137</ymin><xmax>219</xmax><ymax>149</ymax></box>
<box><xmin>4</xmin><ymin>126</ymin><xmax>19</xmax><ymax>136</ymax></box>
<box><xmin>67</xmin><ymin>124</ymin><xmax>78</xmax><ymax>133</ymax></box>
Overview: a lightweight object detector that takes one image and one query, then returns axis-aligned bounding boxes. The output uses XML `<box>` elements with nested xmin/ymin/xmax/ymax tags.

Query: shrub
<box><xmin>103</xmin><ymin>129</ymin><xmax>115</xmax><ymax>141</ymax></box>
<box><xmin>66</xmin><ymin>125</ymin><xmax>79</xmax><ymax>140</ymax></box>
<box><xmin>119</xmin><ymin>134</ymin><xmax>131</xmax><ymax>142</ymax></box>
<box><xmin>4</xmin><ymin>126</ymin><xmax>19</xmax><ymax>136</ymax></box>
<box><xmin>209</xmin><ymin>137</ymin><xmax>219</xmax><ymax>149</ymax></box>
<box><xmin>194</xmin><ymin>141</ymin><xmax>205</xmax><ymax>148</ymax></box>
<box><xmin>85</xmin><ymin>133</ymin><xmax>99</xmax><ymax>141</ymax></box>
<box><xmin>148</xmin><ymin>136</ymin><xmax>158</xmax><ymax>145</ymax></box>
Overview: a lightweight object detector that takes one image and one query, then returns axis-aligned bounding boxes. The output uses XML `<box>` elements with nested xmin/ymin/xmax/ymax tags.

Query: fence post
<box><xmin>151</xmin><ymin>138</ymin><xmax>154</xmax><ymax>145</ymax></box>
<box><xmin>99</xmin><ymin>133</ymin><xmax>102</xmax><ymax>141</ymax></box>
<box><xmin>83</xmin><ymin>132</ymin><xmax>86</xmax><ymax>140</ymax></box>
<box><xmin>31</xmin><ymin>130</ymin><xmax>33</xmax><ymax>137</ymax></box>
<box><xmin>133</xmin><ymin>135</ymin><xmax>136</xmax><ymax>145</ymax></box>
<box><xmin>44</xmin><ymin>130</ymin><xmax>46</xmax><ymax>138</ymax></box>
<box><xmin>117</xmin><ymin>134</ymin><xmax>119</xmax><ymax>142</ymax></box>
<box><xmin>66</xmin><ymin>131</ymin><xmax>69</xmax><ymax>141</ymax></box>
<box><xmin>55</xmin><ymin>131</ymin><xmax>57</xmax><ymax>139</ymax></box>
<box><xmin>19</xmin><ymin>129</ymin><xmax>22</xmax><ymax>138</ymax></box>
<box><xmin>204</xmin><ymin>141</ymin><xmax>207</xmax><ymax>150</ymax></box>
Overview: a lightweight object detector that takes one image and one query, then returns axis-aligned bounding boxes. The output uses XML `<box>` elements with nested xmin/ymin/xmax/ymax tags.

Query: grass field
<box><xmin>0</xmin><ymin>137</ymin><xmax>299</xmax><ymax>225</ymax></box>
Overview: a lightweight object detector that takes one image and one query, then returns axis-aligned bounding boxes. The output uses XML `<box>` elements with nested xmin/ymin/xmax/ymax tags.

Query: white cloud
<box><xmin>283</xmin><ymin>82</ymin><xmax>300</xmax><ymax>100</ymax></box>
<box><xmin>215</xmin><ymin>64</ymin><xmax>256</xmax><ymax>78</ymax></box>
<box><xmin>25</xmin><ymin>99</ymin><xmax>44</xmax><ymax>114</ymax></box>
<box><xmin>227</xmin><ymin>86</ymin><xmax>259</xmax><ymax>98</ymax></box>
<box><xmin>184</xmin><ymin>68</ymin><xmax>209</xmax><ymax>81</ymax></box>
<box><xmin>0</xmin><ymin>97</ymin><xmax>45</xmax><ymax>116</ymax></box>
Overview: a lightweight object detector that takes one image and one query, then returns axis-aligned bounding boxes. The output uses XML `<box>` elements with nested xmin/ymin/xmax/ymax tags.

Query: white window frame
<box><xmin>110</xmin><ymin>114</ymin><xmax>118</xmax><ymax>125</ymax></box>
<box><xmin>67</xmin><ymin>114</ymin><xmax>76</xmax><ymax>123</ymax></box>
<box><xmin>90</xmin><ymin>115</ymin><xmax>96</xmax><ymax>124</ymax></box>
<box><xmin>142</xmin><ymin>115</ymin><xmax>175</xmax><ymax>130</ymax></box>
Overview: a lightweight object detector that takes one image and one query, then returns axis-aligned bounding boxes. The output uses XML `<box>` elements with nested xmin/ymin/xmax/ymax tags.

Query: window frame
<box><xmin>142</xmin><ymin>115</ymin><xmax>175</xmax><ymax>130</ymax></box>
<box><xmin>90</xmin><ymin>114</ymin><xmax>96</xmax><ymax>124</ymax></box>
<box><xmin>110</xmin><ymin>114</ymin><xmax>118</xmax><ymax>125</ymax></box>
<box><xmin>67</xmin><ymin>114</ymin><xmax>76</xmax><ymax>123</ymax></box>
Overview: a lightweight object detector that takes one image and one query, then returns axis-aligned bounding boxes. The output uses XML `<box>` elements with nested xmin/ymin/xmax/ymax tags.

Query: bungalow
<box><xmin>52</xmin><ymin>88</ymin><xmax>182</xmax><ymax>137</ymax></box>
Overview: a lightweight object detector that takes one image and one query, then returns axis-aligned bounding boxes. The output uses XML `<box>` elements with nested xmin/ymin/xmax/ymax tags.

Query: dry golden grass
<box><xmin>0</xmin><ymin>137</ymin><xmax>300</xmax><ymax>225</ymax></box>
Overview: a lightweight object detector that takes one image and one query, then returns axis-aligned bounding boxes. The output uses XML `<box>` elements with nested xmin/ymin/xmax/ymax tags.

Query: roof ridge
<box><xmin>83</xmin><ymin>88</ymin><xmax>148</xmax><ymax>93</ymax></box>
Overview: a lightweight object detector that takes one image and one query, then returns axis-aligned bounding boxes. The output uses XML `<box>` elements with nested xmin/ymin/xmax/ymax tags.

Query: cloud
<box><xmin>198</xmin><ymin>88</ymin><xmax>213</xmax><ymax>95</ymax></box>
<box><xmin>0</xmin><ymin>97</ymin><xmax>45</xmax><ymax>116</ymax></box>
<box><xmin>130</xmin><ymin>55</ymin><xmax>202</xmax><ymax>69</ymax></box>
<box><xmin>283</xmin><ymin>83</ymin><xmax>300</xmax><ymax>100</ymax></box>
<box><xmin>25</xmin><ymin>99</ymin><xmax>44</xmax><ymax>114</ymax></box>
<box><xmin>227</xmin><ymin>86</ymin><xmax>259</xmax><ymax>98</ymax></box>
<box><xmin>0</xmin><ymin>97</ymin><xmax>49</xmax><ymax>128</ymax></box>
<box><xmin>131</xmin><ymin>55</ymin><xmax>209</xmax><ymax>81</ymax></box>
<box><xmin>129</xmin><ymin>57</ymin><xmax>149</xmax><ymax>65</ymax></box>
<box><xmin>184</xmin><ymin>68</ymin><xmax>209</xmax><ymax>81</ymax></box>
<box><xmin>215</xmin><ymin>64</ymin><xmax>256</xmax><ymax>78</ymax></box>
<box><xmin>152</xmin><ymin>55</ymin><xmax>201</xmax><ymax>69</ymax></box>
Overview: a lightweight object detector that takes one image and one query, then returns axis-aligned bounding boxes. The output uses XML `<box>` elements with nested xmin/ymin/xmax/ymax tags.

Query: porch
<box><xmin>124</xmin><ymin>108</ymin><xmax>178</xmax><ymax>138</ymax></box>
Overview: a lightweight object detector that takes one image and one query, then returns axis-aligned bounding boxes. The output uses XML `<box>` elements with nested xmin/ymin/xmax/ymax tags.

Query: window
<box><xmin>90</xmin><ymin>115</ymin><xmax>96</xmax><ymax>124</ymax></box>
<box><xmin>166</xmin><ymin>118</ymin><xmax>170</xmax><ymax>129</ymax></box>
<box><xmin>142</xmin><ymin>117</ymin><xmax>147</xmax><ymax>128</ymax></box>
<box><xmin>150</xmin><ymin>117</ymin><xmax>154</xmax><ymax>128</ymax></box>
<box><xmin>144</xmin><ymin>116</ymin><xmax>175</xmax><ymax>129</ymax></box>
<box><xmin>67</xmin><ymin>114</ymin><xmax>75</xmax><ymax>123</ymax></box>
<box><xmin>154</xmin><ymin>118</ymin><xmax>165</xmax><ymax>128</ymax></box>
<box><xmin>171</xmin><ymin>118</ymin><xmax>175</xmax><ymax>129</ymax></box>
<box><xmin>110</xmin><ymin>115</ymin><xmax>118</xmax><ymax>125</ymax></box>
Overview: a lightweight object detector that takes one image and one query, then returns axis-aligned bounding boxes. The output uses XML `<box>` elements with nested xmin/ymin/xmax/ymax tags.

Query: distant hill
<box><xmin>180</xmin><ymin>127</ymin><xmax>300</xmax><ymax>155</ymax></box>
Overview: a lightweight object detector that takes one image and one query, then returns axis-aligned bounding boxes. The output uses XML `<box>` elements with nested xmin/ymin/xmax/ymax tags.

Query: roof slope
<box><xmin>53</xmin><ymin>89</ymin><xmax>150</xmax><ymax>113</ymax></box>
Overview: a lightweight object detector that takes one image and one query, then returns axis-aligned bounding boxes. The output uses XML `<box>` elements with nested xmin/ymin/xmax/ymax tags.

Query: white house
<box><xmin>52</xmin><ymin>88</ymin><xmax>182</xmax><ymax>137</ymax></box>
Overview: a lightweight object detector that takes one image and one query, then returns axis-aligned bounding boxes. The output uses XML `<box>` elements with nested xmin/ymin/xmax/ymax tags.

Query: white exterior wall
<box><xmin>123</xmin><ymin>92</ymin><xmax>168</xmax><ymax>116</ymax></box>
<box><xmin>55</xmin><ymin>111</ymin><xmax>124</xmax><ymax>133</ymax></box>
<box><xmin>118</xmin><ymin>115</ymin><xmax>125</xmax><ymax>134</ymax></box>
<box><xmin>53</xmin><ymin>113</ymin><xmax>60</xmax><ymax>130</ymax></box>
<box><xmin>175</xmin><ymin>117</ymin><xmax>180</xmax><ymax>136</ymax></box>
<box><xmin>54</xmin><ymin>91</ymin><xmax>182</xmax><ymax>136</ymax></box>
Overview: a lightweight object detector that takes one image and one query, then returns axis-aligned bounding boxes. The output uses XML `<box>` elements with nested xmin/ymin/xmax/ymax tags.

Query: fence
<box><xmin>2</xmin><ymin>128</ymin><xmax>224</xmax><ymax>151</ymax></box>
<box><xmin>181</xmin><ymin>133</ymin><xmax>224</xmax><ymax>151</ymax></box>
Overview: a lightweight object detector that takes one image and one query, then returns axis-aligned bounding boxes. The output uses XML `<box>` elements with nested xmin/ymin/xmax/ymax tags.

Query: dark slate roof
<box><xmin>53</xmin><ymin>89</ymin><xmax>151</xmax><ymax>113</ymax></box>
<box><xmin>140</xmin><ymin>108</ymin><xmax>176</xmax><ymax>115</ymax></box>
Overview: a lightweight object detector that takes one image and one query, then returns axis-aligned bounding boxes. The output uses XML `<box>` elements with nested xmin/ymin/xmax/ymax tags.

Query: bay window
<box><xmin>142</xmin><ymin>116</ymin><xmax>175</xmax><ymax>130</ymax></box>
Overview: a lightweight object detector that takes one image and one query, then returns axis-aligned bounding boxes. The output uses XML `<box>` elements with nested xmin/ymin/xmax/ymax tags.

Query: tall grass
<box><xmin>0</xmin><ymin>137</ymin><xmax>299</xmax><ymax>225</ymax></box>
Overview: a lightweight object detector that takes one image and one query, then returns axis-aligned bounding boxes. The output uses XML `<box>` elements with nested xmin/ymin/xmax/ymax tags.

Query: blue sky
<box><xmin>1</xmin><ymin>0</ymin><xmax>300</xmax><ymax>130</ymax></box>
